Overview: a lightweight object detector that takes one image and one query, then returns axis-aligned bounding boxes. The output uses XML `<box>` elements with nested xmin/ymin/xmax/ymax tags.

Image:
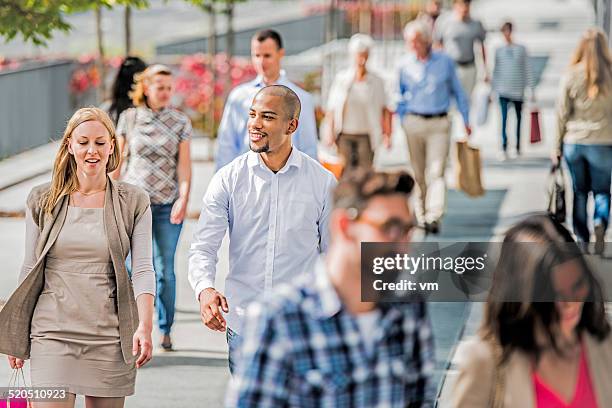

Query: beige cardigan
<box><xmin>451</xmin><ymin>333</ymin><xmax>612</xmax><ymax>407</ymax></box>
<box><xmin>0</xmin><ymin>178</ymin><xmax>150</xmax><ymax>364</ymax></box>
<box><xmin>556</xmin><ymin>65</ymin><xmax>612</xmax><ymax>155</ymax></box>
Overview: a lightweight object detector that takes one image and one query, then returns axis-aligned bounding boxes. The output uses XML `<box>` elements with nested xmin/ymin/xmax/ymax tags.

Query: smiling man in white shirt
<box><xmin>215</xmin><ymin>29</ymin><xmax>319</xmax><ymax>170</ymax></box>
<box><xmin>188</xmin><ymin>85</ymin><xmax>337</xmax><ymax>373</ymax></box>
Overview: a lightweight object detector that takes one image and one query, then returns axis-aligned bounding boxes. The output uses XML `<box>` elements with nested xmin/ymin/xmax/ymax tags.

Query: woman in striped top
<box><xmin>492</xmin><ymin>21</ymin><xmax>535</xmax><ymax>160</ymax></box>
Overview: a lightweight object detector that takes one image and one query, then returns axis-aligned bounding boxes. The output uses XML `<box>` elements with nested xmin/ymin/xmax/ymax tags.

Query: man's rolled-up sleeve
<box><xmin>188</xmin><ymin>170</ymin><xmax>231</xmax><ymax>299</ymax></box>
<box><xmin>318</xmin><ymin>174</ymin><xmax>337</xmax><ymax>253</ymax></box>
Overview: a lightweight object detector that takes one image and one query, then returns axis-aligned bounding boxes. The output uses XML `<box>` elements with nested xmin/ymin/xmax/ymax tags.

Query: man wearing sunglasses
<box><xmin>226</xmin><ymin>169</ymin><xmax>435</xmax><ymax>407</ymax></box>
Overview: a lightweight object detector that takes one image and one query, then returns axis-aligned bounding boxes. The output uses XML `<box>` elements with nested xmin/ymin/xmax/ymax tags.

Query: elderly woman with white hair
<box><xmin>325</xmin><ymin>33</ymin><xmax>392</xmax><ymax>170</ymax></box>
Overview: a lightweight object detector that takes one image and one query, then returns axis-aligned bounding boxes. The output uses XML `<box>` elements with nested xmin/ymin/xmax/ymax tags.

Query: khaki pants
<box><xmin>403</xmin><ymin>115</ymin><xmax>452</xmax><ymax>224</ymax></box>
<box><xmin>456</xmin><ymin>63</ymin><xmax>477</xmax><ymax>103</ymax></box>
<box><xmin>337</xmin><ymin>133</ymin><xmax>374</xmax><ymax>171</ymax></box>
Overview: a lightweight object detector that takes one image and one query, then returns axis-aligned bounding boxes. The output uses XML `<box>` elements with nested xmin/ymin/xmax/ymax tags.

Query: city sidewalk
<box><xmin>0</xmin><ymin>0</ymin><xmax>607</xmax><ymax>406</ymax></box>
<box><xmin>0</xmin><ymin>108</ymin><xmax>563</xmax><ymax>408</ymax></box>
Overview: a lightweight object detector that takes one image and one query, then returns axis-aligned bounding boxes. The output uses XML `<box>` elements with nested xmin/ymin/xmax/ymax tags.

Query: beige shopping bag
<box><xmin>455</xmin><ymin>141</ymin><xmax>485</xmax><ymax>197</ymax></box>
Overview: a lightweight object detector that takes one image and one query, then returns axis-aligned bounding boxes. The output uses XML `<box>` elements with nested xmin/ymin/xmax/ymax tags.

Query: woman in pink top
<box><xmin>451</xmin><ymin>215</ymin><xmax>612</xmax><ymax>407</ymax></box>
<box><xmin>533</xmin><ymin>344</ymin><xmax>598</xmax><ymax>407</ymax></box>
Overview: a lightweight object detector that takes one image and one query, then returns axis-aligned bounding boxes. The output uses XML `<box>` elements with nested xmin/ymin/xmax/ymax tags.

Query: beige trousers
<box><xmin>403</xmin><ymin>114</ymin><xmax>452</xmax><ymax>224</ymax></box>
<box><xmin>456</xmin><ymin>63</ymin><xmax>477</xmax><ymax>102</ymax></box>
<box><xmin>337</xmin><ymin>133</ymin><xmax>374</xmax><ymax>171</ymax></box>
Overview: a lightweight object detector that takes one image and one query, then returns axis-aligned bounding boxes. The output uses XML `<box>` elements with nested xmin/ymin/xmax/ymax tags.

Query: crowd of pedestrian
<box><xmin>0</xmin><ymin>0</ymin><xmax>611</xmax><ymax>406</ymax></box>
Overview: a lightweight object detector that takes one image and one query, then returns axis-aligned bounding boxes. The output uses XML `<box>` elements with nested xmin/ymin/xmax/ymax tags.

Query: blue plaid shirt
<box><xmin>226</xmin><ymin>260</ymin><xmax>436</xmax><ymax>407</ymax></box>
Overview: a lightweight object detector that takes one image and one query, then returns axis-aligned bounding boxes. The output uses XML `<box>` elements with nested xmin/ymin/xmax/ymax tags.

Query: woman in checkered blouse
<box><xmin>114</xmin><ymin>64</ymin><xmax>193</xmax><ymax>351</ymax></box>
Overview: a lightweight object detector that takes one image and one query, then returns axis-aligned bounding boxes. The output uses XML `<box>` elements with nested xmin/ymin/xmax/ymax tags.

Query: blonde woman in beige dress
<box><xmin>0</xmin><ymin>107</ymin><xmax>155</xmax><ymax>408</ymax></box>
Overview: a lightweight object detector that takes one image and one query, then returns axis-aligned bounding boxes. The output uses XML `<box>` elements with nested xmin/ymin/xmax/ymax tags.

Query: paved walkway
<box><xmin>0</xmin><ymin>1</ymin><xmax>609</xmax><ymax>406</ymax></box>
<box><xmin>0</xmin><ymin>116</ymin><xmax>560</xmax><ymax>408</ymax></box>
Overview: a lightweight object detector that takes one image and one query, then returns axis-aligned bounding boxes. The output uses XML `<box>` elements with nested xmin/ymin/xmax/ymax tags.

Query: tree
<box><xmin>222</xmin><ymin>0</ymin><xmax>235</xmax><ymax>95</ymax></box>
<box><xmin>186</xmin><ymin>0</ymin><xmax>245</xmax><ymax>136</ymax></box>
<box><xmin>0</xmin><ymin>0</ymin><xmax>146</xmax><ymax>46</ymax></box>
<box><xmin>87</xmin><ymin>1</ymin><xmax>148</xmax><ymax>99</ymax></box>
<box><xmin>124</xmin><ymin>5</ymin><xmax>132</xmax><ymax>55</ymax></box>
<box><xmin>201</xmin><ymin>0</ymin><xmax>218</xmax><ymax>138</ymax></box>
<box><xmin>118</xmin><ymin>0</ymin><xmax>148</xmax><ymax>55</ymax></box>
<box><xmin>0</xmin><ymin>0</ymin><xmax>79</xmax><ymax>45</ymax></box>
<box><xmin>187</xmin><ymin>0</ymin><xmax>245</xmax><ymax>90</ymax></box>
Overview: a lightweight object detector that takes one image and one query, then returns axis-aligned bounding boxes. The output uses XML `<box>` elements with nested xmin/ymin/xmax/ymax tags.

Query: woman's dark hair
<box><xmin>481</xmin><ymin>214</ymin><xmax>609</xmax><ymax>361</ymax></box>
<box><xmin>108</xmin><ymin>56</ymin><xmax>147</xmax><ymax>124</ymax></box>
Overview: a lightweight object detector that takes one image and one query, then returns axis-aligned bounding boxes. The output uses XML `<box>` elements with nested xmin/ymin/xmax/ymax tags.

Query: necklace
<box><xmin>76</xmin><ymin>184</ymin><xmax>106</xmax><ymax>196</ymax></box>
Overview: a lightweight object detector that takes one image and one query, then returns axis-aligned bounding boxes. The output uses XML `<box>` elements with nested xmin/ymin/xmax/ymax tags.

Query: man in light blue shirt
<box><xmin>188</xmin><ymin>85</ymin><xmax>336</xmax><ymax>373</ymax></box>
<box><xmin>398</xmin><ymin>20</ymin><xmax>471</xmax><ymax>235</ymax></box>
<box><xmin>215</xmin><ymin>29</ymin><xmax>318</xmax><ymax>170</ymax></box>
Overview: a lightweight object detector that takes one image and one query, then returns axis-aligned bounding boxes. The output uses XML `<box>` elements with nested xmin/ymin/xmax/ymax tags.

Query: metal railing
<box><xmin>0</xmin><ymin>61</ymin><xmax>74</xmax><ymax>159</ymax></box>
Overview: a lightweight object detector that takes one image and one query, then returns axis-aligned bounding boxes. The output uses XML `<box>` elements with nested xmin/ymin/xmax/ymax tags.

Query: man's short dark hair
<box><xmin>453</xmin><ymin>0</ymin><xmax>471</xmax><ymax>4</ymax></box>
<box><xmin>253</xmin><ymin>29</ymin><xmax>283</xmax><ymax>50</ymax></box>
<box><xmin>334</xmin><ymin>169</ymin><xmax>415</xmax><ymax>212</ymax></box>
<box><xmin>501</xmin><ymin>21</ymin><xmax>513</xmax><ymax>33</ymax></box>
<box><xmin>255</xmin><ymin>85</ymin><xmax>301</xmax><ymax>120</ymax></box>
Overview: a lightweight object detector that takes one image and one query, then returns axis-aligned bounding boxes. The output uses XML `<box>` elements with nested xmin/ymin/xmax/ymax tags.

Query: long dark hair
<box><xmin>481</xmin><ymin>214</ymin><xmax>609</xmax><ymax>361</ymax></box>
<box><xmin>108</xmin><ymin>56</ymin><xmax>147</xmax><ymax>124</ymax></box>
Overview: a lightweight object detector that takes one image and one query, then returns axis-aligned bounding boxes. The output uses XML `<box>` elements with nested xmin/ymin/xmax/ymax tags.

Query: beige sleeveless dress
<box><xmin>30</xmin><ymin>206</ymin><xmax>136</xmax><ymax>397</ymax></box>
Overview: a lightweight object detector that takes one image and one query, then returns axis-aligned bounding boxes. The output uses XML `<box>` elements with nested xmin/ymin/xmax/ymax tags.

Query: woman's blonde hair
<box><xmin>129</xmin><ymin>64</ymin><xmax>172</xmax><ymax>107</ymax></box>
<box><xmin>570</xmin><ymin>28</ymin><xmax>612</xmax><ymax>99</ymax></box>
<box><xmin>42</xmin><ymin>107</ymin><xmax>119</xmax><ymax>214</ymax></box>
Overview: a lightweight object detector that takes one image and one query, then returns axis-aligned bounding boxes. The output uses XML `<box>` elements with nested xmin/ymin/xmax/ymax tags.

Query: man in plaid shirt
<box><xmin>226</xmin><ymin>170</ymin><xmax>435</xmax><ymax>407</ymax></box>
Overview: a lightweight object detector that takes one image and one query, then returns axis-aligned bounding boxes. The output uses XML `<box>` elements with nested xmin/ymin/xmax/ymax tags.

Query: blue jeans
<box><xmin>226</xmin><ymin>327</ymin><xmax>242</xmax><ymax>375</ymax></box>
<box><xmin>151</xmin><ymin>204</ymin><xmax>183</xmax><ymax>335</ymax></box>
<box><xmin>563</xmin><ymin>144</ymin><xmax>612</xmax><ymax>243</ymax></box>
<box><xmin>499</xmin><ymin>96</ymin><xmax>523</xmax><ymax>152</ymax></box>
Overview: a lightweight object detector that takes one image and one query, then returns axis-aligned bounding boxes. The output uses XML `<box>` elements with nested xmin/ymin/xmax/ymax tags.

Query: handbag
<box><xmin>530</xmin><ymin>108</ymin><xmax>542</xmax><ymax>144</ymax></box>
<box><xmin>472</xmin><ymin>82</ymin><xmax>491</xmax><ymax>127</ymax></box>
<box><xmin>0</xmin><ymin>368</ymin><xmax>32</xmax><ymax>408</ymax></box>
<box><xmin>547</xmin><ymin>164</ymin><xmax>566</xmax><ymax>223</ymax></box>
<box><xmin>455</xmin><ymin>141</ymin><xmax>485</xmax><ymax>197</ymax></box>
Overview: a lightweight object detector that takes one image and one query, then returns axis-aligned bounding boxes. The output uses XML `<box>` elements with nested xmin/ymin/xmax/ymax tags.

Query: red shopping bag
<box><xmin>1</xmin><ymin>369</ymin><xmax>32</xmax><ymax>408</ymax></box>
<box><xmin>0</xmin><ymin>398</ymin><xmax>29</xmax><ymax>408</ymax></box>
<box><xmin>530</xmin><ymin>109</ymin><xmax>542</xmax><ymax>144</ymax></box>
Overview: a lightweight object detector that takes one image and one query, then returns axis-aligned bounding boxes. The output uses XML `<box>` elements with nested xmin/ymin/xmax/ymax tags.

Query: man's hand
<box><xmin>551</xmin><ymin>152</ymin><xmax>562</xmax><ymax>167</ymax></box>
<box><xmin>199</xmin><ymin>288</ymin><xmax>229</xmax><ymax>332</ymax></box>
<box><xmin>8</xmin><ymin>355</ymin><xmax>24</xmax><ymax>369</ymax></box>
<box><xmin>465</xmin><ymin>125</ymin><xmax>472</xmax><ymax>137</ymax></box>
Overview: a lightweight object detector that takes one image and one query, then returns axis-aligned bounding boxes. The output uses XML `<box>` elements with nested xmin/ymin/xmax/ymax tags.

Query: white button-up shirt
<box><xmin>188</xmin><ymin>148</ymin><xmax>337</xmax><ymax>332</ymax></box>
